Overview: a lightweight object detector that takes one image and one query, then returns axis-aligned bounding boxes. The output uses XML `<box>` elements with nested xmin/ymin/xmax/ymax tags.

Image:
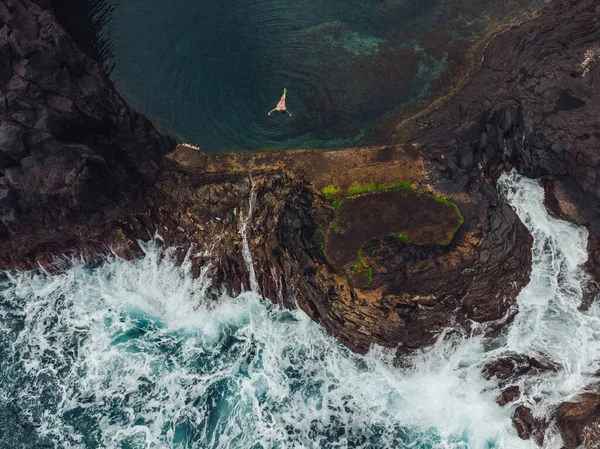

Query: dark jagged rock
<box><xmin>155</xmin><ymin>145</ymin><xmax>531</xmax><ymax>354</ymax></box>
<box><xmin>512</xmin><ymin>405</ymin><xmax>546</xmax><ymax>447</ymax></box>
<box><xmin>412</xmin><ymin>1</ymin><xmax>600</xmax><ymax>445</ymax></box>
<box><xmin>497</xmin><ymin>385</ymin><xmax>520</xmax><ymax>406</ymax></box>
<box><xmin>483</xmin><ymin>355</ymin><xmax>560</xmax><ymax>445</ymax></box>
<box><xmin>543</xmin><ymin>177</ymin><xmax>588</xmax><ymax>227</ymax></box>
<box><xmin>413</xmin><ymin>0</ymin><xmax>600</xmax><ymax>278</ymax></box>
<box><xmin>0</xmin><ymin>0</ymin><xmax>174</xmax><ymax>269</ymax></box>
<box><xmin>416</xmin><ymin>0</ymin><xmax>600</xmax><ymax>200</ymax></box>
<box><xmin>483</xmin><ymin>354</ymin><xmax>559</xmax><ymax>384</ymax></box>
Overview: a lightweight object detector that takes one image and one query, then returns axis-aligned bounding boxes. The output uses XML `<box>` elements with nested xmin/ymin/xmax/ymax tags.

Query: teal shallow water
<box><xmin>80</xmin><ymin>0</ymin><xmax>548</xmax><ymax>152</ymax></box>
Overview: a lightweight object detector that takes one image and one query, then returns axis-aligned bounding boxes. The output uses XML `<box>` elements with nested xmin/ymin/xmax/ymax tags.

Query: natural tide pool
<box><xmin>56</xmin><ymin>0</ymin><xmax>546</xmax><ymax>151</ymax></box>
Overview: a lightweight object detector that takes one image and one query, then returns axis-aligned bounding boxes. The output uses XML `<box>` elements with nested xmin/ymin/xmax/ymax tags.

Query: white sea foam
<box><xmin>494</xmin><ymin>171</ymin><xmax>600</xmax><ymax>447</ymax></box>
<box><xmin>0</xmin><ymin>172</ymin><xmax>595</xmax><ymax>448</ymax></box>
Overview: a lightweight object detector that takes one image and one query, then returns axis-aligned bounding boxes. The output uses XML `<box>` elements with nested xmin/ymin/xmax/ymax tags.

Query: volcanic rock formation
<box><xmin>411</xmin><ymin>0</ymin><xmax>600</xmax><ymax>445</ymax></box>
<box><xmin>2</xmin><ymin>0</ymin><xmax>600</xmax><ymax>446</ymax></box>
<box><xmin>0</xmin><ymin>0</ymin><xmax>174</xmax><ymax>268</ymax></box>
<box><xmin>0</xmin><ymin>0</ymin><xmax>532</xmax><ymax>356</ymax></box>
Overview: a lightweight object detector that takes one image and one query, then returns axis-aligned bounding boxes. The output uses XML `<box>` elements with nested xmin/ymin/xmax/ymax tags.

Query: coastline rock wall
<box><xmin>412</xmin><ymin>1</ymin><xmax>600</xmax><ymax>445</ymax></box>
<box><xmin>415</xmin><ymin>0</ymin><xmax>600</xmax><ymax>232</ymax></box>
<box><xmin>418</xmin><ymin>0</ymin><xmax>599</xmax><ymax>195</ymax></box>
<box><xmin>0</xmin><ymin>0</ymin><xmax>539</xmax><ymax>355</ymax></box>
<box><xmin>415</xmin><ymin>0</ymin><xmax>600</xmax><ymax>310</ymax></box>
<box><xmin>0</xmin><ymin>0</ymin><xmax>592</xmax><ymax>358</ymax></box>
<box><xmin>155</xmin><ymin>144</ymin><xmax>531</xmax><ymax>354</ymax></box>
<box><xmin>0</xmin><ymin>0</ymin><xmax>174</xmax><ymax>268</ymax></box>
<box><xmin>1</xmin><ymin>0</ymin><xmax>599</xmax><ymax>445</ymax></box>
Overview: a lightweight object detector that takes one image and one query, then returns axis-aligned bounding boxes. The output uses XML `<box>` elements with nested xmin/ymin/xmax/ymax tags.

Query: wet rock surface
<box><xmin>416</xmin><ymin>0</ymin><xmax>600</xmax><ymax>209</ymax></box>
<box><xmin>483</xmin><ymin>354</ymin><xmax>559</xmax><ymax>385</ymax></box>
<box><xmin>497</xmin><ymin>385</ymin><xmax>520</xmax><ymax>407</ymax></box>
<box><xmin>512</xmin><ymin>405</ymin><xmax>547</xmax><ymax>447</ymax></box>
<box><xmin>557</xmin><ymin>391</ymin><xmax>600</xmax><ymax>449</ymax></box>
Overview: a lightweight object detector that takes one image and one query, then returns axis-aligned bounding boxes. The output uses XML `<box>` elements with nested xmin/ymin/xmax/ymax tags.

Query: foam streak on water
<box><xmin>0</xmin><ymin>172</ymin><xmax>596</xmax><ymax>448</ymax></box>
<box><xmin>238</xmin><ymin>174</ymin><xmax>259</xmax><ymax>293</ymax></box>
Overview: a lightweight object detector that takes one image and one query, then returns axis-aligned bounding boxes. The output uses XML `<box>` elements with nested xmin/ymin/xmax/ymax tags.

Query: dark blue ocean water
<box><xmin>83</xmin><ymin>0</ymin><xmax>547</xmax><ymax>152</ymax></box>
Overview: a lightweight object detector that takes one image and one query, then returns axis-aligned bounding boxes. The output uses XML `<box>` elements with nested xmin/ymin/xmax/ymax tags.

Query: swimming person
<box><xmin>268</xmin><ymin>88</ymin><xmax>292</xmax><ymax>116</ymax></box>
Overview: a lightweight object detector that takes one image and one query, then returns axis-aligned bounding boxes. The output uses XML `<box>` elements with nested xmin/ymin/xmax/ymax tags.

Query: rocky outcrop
<box><xmin>483</xmin><ymin>355</ymin><xmax>559</xmax><ymax>386</ymax></box>
<box><xmin>414</xmin><ymin>0</ymin><xmax>600</xmax><ymax>279</ymax></box>
<box><xmin>0</xmin><ymin>0</ymin><xmax>174</xmax><ymax>269</ymax></box>
<box><xmin>411</xmin><ymin>0</ymin><xmax>600</xmax><ymax>446</ymax></box>
<box><xmin>415</xmin><ymin>0</ymin><xmax>600</xmax><ymax>201</ymax></box>
<box><xmin>154</xmin><ymin>144</ymin><xmax>531</xmax><ymax>354</ymax></box>
<box><xmin>557</xmin><ymin>391</ymin><xmax>600</xmax><ymax>449</ymax></box>
<box><xmin>483</xmin><ymin>355</ymin><xmax>560</xmax><ymax>445</ymax></box>
<box><xmin>512</xmin><ymin>405</ymin><xmax>547</xmax><ymax>447</ymax></box>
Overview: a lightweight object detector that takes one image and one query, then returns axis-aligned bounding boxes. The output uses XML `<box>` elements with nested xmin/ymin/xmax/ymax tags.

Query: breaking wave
<box><xmin>0</xmin><ymin>172</ymin><xmax>596</xmax><ymax>448</ymax></box>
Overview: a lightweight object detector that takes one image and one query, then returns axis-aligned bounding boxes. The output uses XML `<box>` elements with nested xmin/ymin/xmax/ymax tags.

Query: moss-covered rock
<box><xmin>323</xmin><ymin>188</ymin><xmax>464</xmax><ymax>270</ymax></box>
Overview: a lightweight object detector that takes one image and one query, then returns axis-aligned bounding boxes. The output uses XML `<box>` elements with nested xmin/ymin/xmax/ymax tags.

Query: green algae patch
<box><xmin>347</xmin><ymin>181</ymin><xmax>376</xmax><ymax>196</ymax></box>
<box><xmin>391</xmin><ymin>233</ymin><xmax>408</xmax><ymax>243</ymax></box>
<box><xmin>324</xmin><ymin>181</ymin><xmax>416</xmax><ymax>213</ymax></box>
<box><xmin>348</xmin><ymin>248</ymin><xmax>374</xmax><ymax>288</ymax></box>
<box><xmin>431</xmin><ymin>194</ymin><xmax>465</xmax><ymax>223</ymax></box>
<box><xmin>323</xmin><ymin>185</ymin><xmax>340</xmax><ymax>199</ymax></box>
<box><xmin>322</xmin><ymin>185</ymin><xmax>342</xmax><ymax>209</ymax></box>
<box><xmin>346</xmin><ymin>181</ymin><xmax>412</xmax><ymax>196</ymax></box>
<box><xmin>323</xmin><ymin>189</ymin><xmax>463</xmax><ymax>270</ymax></box>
